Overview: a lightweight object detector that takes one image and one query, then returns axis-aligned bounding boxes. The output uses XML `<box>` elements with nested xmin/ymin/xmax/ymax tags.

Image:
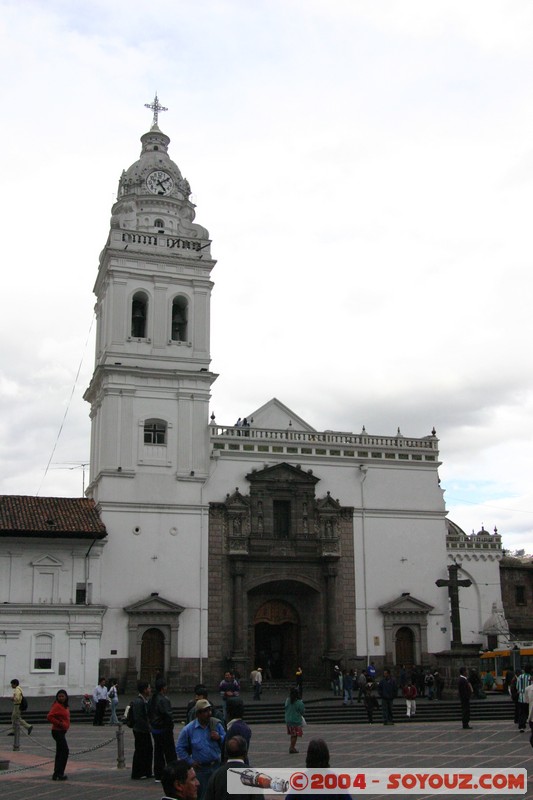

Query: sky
<box><xmin>0</xmin><ymin>0</ymin><xmax>532</xmax><ymax>553</ymax></box>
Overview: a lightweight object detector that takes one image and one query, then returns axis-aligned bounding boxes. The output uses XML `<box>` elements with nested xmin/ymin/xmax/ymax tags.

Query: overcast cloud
<box><xmin>0</xmin><ymin>0</ymin><xmax>532</xmax><ymax>552</ymax></box>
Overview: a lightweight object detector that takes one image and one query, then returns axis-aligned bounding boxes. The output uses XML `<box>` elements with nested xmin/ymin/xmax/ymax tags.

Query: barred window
<box><xmin>34</xmin><ymin>634</ymin><xmax>53</xmax><ymax>670</ymax></box>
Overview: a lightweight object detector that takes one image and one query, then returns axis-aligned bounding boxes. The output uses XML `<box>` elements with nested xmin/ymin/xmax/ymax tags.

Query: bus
<box><xmin>479</xmin><ymin>643</ymin><xmax>533</xmax><ymax>690</ymax></box>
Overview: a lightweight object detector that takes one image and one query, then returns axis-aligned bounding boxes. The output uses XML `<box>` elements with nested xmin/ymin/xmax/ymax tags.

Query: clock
<box><xmin>146</xmin><ymin>170</ymin><xmax>174</xmax><ymax>195</ymax></box>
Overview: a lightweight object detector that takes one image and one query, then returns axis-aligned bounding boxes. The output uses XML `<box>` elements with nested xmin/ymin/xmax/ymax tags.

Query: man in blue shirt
<box><xmin>177</xmin><ymin>699</ymin><xmax>226</xmax><ymax>800</ymax></box>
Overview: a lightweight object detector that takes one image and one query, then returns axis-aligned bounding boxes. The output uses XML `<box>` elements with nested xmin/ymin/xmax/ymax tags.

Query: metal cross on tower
<box><xmin>144</xmin><ymin>93</ymin><xmax>168</xmax><ymax>127</ymax></box>
<box><xmin>435</xmin><ymin>563</ymin><xmax>472</xmax><ymax>649</ymax></box>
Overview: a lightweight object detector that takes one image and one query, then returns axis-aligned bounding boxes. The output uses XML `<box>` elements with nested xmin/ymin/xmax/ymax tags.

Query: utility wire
<box><xmin>445</xmin><ymin>494</ymin><xmax>533</xmax><ymax>517</ymax></box>
<box><xmin>36</xmin><ymin>316</ymin><xmax>95</xmax><ymax>497</ymax></box>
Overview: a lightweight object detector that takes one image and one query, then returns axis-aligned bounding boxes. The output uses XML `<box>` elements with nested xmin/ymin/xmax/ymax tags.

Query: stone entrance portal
<box><xmin>254</xmin><ymin>600</ymin><xmax>299</xmax><ymax>678</ymax></box>
<box><xmin>207</xmin><ymin>462</ymin><xmax>356</xmax><ymax>686</ymax></box>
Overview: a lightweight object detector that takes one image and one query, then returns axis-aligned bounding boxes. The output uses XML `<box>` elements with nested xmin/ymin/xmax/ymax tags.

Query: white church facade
<box><xmin>0</xmin><ymin>100</ymin><xmax>507</xmax><ymax>694</ymax></box>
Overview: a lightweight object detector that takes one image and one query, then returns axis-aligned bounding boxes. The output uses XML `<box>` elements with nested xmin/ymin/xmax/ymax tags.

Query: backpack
<box><xmin>20</xmin><ymin>695</ymin><xmax>28</xmax><ymax>712</ymax></box>
<box><xmin>124</xmin><ymin>704</ymin><xmax>134</xmax><ymax>728</ymax></box>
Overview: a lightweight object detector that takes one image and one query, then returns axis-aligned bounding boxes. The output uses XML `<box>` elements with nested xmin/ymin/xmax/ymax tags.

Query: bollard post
<box><xmin>13</xmin><ymin>719</ymin><xmax>20</xmax><ymax>752</ymax></box>
<box><xmin>116</xmin><ymin>722</ymin><xmax>126</xmax><ymax>769</ymax></box>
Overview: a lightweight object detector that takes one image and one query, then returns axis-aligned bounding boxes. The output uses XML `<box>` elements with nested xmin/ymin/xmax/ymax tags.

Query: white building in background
<box><xmin>0</xmin><ymin>100</ymin><xmax>507</xmax><ymax>694</ymax></box>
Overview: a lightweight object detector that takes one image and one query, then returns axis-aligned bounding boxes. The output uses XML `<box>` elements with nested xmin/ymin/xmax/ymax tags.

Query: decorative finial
<box><xmin>144</xmin><ymin>92</ymin><xmax>168</xmax><ymax>128</ymax></box>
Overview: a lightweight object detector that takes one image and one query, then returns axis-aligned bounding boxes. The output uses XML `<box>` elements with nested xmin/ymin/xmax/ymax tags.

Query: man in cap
<box><xmin>250</xmin><ymin>667</ymin><xmax>262</xmax><ymax>701</ymax></box>
<box><xmin>176</xmin><ymin>699</ymin><xmax>226</xmax><ymax>800</ymax></box>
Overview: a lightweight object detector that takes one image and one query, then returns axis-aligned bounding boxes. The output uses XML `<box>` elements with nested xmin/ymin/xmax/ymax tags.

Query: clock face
<box><xmin>146</xmin><ymin>170</ymin><xmax>174</xmax><ymax>195</ymax></box>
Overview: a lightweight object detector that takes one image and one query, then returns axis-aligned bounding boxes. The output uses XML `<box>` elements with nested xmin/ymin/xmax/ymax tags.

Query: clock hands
<box><xmin>147</xmin><ymin>170</ymin><xmax>173</xmax><ymax>194</ymax></box>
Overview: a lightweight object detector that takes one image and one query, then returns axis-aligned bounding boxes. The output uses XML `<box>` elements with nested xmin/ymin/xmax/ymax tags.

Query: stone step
<box><xmin>0</xmin><ymin>697</ymin><xmax>514</xmax><ymax>727</ymax></box>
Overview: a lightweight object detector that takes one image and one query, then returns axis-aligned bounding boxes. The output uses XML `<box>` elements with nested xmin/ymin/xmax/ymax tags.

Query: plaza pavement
<box><xmin>0</xmin><ymin>715</ymin><xmax>532</xmax><ymax>800</ymax></box>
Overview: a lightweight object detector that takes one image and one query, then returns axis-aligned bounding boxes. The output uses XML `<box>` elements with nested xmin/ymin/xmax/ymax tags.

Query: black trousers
<box><xmin>381</xmin><ymin>698</ymin><xmax>394</xmax><ymax>723</ymax></box>
<box><xmin>131</xmin><ymin>730</ymin><xmax>153</xmax><ymax>779</ymax></box>
<box><xmin>460</xmin><ymin>698</ymin><xmax>471</xmax><ymax>728</ymax></box>
<box><xmin>152</xmin><ymin>728</ymin><xmax>175</xmax><ymax>779</ymax></box>
<box><xmin>93</xmin><ymin>699</ymin><xmax>107</xmax><ymax>725</ymax></box>
<box><xmin>517</xmin><ymin>701</ymin><xmax>529</xmax><ymax>730</ymax></box>
<box><xmin>52</xmin><ymin>730</ymin><xmax>69</xmax><ymax>777</ymax></box>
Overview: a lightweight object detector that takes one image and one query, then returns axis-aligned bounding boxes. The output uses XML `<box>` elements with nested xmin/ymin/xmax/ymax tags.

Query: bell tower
<box><xmin>84</xmin><ymin>96</ymin><xmax>217</xmax><ymax>506</ymax></box>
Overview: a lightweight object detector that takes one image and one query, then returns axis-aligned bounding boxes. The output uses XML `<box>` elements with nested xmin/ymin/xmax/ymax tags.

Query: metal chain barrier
<box><xmin>0</xmin><ymin>723</ymin><xmax>122</xmax><ymax>776</ymax></box>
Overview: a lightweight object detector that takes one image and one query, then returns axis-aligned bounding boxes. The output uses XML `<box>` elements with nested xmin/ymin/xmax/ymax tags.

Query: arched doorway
<box><xmin>254</xmin><ymin>600</ymin><xmax>299</xmax><ymax>678</ymax></box>
<box><xmin>395</xmin><ymin>626</ymin><xmax>415</xmax><ymax>666</ymax></box>
<box><xmin>140</xmin><ymin>627</ymin><xmax>165</xmax><ymax>684</ymax></box>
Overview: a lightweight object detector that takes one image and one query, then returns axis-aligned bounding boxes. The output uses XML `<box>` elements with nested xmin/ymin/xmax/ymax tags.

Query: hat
<box><xmin>195</xmin><ymin>699</ymin><xmax>212</xmax><ymax>713</ymax></box>
<box><xmin>257</xmin><ymin>667</ymin><xmax>262</xmax><ymax>671</ymax></box>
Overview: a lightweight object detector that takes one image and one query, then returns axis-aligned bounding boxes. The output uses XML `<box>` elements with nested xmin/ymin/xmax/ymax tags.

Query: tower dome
<box><xmin>109</xmin><ymin>94</ymin><xmax>206</xmax><ymax>238</ymax></box>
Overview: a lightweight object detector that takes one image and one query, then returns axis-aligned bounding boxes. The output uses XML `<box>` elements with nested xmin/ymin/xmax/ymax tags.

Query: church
<box><xmin>0</xmin><ymin>98</ymin><xmax>508</xmax><ymax>694</ymax></box>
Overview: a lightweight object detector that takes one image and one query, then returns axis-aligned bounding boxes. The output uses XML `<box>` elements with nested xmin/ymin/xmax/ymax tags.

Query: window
<box><xmin>154</xmin><ymin>218</ymin><xmax>164</xmax><ymax>230</ymax></box>
<box><xmin>171</xmin><ymin>296</ymin><xmax>188</xmax><ymax>341</ymax></box>
<box><xmin>516</xmin><ymin>585</ymin><xmax>526</xmax><ymax>606</ymax></box>
<box><xmin>273</xmin><ymin>500</ymin><xmax>291</xmax><ymax>538</ymax></box>
<box><xmin>144</xmin><ymin>419</ymin><xmax>167</xmax><ymax>445</ymax></box>
<box><xmin>33</xmin><ymin>634</ymin><xmax>53</xmax><ymax>670</ymax></box>
<box><xmin>76</xmin><ymin>582</ymin><xmax>92</xmax><ymax>605</ymax></box>
<box><xmin>131</xmin><ymin>292</ymin><xmax>148</xmax><ymax>338</ymax></box>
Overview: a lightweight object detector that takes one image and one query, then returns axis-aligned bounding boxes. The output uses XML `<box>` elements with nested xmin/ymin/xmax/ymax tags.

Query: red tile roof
<box><xmin>0</xmin><ymin>496</ymin><xmax>107</xmax><ymax>539</ymax></box>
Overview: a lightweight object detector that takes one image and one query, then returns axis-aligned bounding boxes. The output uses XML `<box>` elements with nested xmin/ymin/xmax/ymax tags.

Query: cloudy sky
<box><xmin>0</xmin><ymin>0</ymin><xmax>532</xmax><ymax>553</ymax></box>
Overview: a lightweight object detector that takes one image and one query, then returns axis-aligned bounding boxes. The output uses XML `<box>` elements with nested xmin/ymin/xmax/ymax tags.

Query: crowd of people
<box><xmin>5</xmin><ymin>661</ymin><xmax>533</xmax><ymax>794</ymax></box>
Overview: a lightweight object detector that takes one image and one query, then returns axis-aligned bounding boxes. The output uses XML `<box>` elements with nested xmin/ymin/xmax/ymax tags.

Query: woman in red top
<box><xmin>47</xmin><ymin>689</ymin><xmax>70</xmax><ymax>781</ymax></box>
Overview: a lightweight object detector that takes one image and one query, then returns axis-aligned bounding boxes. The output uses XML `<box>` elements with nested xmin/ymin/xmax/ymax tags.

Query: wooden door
<box><xmin>140</xmin><ymin>628</ymin><xmax>165</xmax><ymax>684</ymax></box>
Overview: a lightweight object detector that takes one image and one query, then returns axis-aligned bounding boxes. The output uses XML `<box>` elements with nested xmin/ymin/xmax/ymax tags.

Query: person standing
<box><xmin>425</xmin><ymin>670</ymin><xmax>435</xmax><ymax>700</ymax></box>
<box><xmin>510</xmin><ymin>670</ymin><xmax>520</xmax><ymax>724</ymax></box>
<box><xmin>150</xmin><ymin>679</ymin><xmax>176</xmax><ymax>782</ymax></box>
<box><xmin>378</xmin><ymin>669</ymin><xmax>397</xmax><ymax>725</ymax></box>
<box><xmin>362</xmin><ymin>681</ymin><xmax>377</xmax><ymax>724</ymax></box>
<box><xmin>525</xmin><ymin>678</ymin><xmax>533</xmax><ymax>746</ymax></box>
<box><xmin>284</xmin><ymin>687</ymin><xmax>305</xmax><ymax>754</ymax></box>
<box><xmin>92</xmin><ymin>676</ymin><xmax>109</xmax><ymax>726</ymax></box>
<box><xmin>250</xmin><ymin>667</ymin><xmax>262</xmax><ymax>700</ymax></box>
<box><xmin>108</xmin><ymin>679</ymin><xmax>119</xmax><ymax>725</ymax></box>
<box><xmin>176</xmin><ymin>699</ymin><xmax>226</xmax><ymax>800</ymax></box>
<box><xmin>218</xmin><ymin>671</ymin><xmax>240</xmax><ymax>721</ymax></box>
<box><xmin>186</xmin><ymin>685</ymin><xmax>209</xmax><ymax>723</ymax></box>
<box><xmin>7</xmin><ymin>679</ymin><xmax>32</xmax><ymax>736</ymax></box>
<box><xmin>357</xmin><ymin>670</ymin><xmax>367</xmax><ymax>702</ymax></box>
<box><xmin>458</xmin><ymin>666</ymin><xmax>473</xmax><ymax>730</ymax></box>
<box><xmin>434</xmin><ymin>671</ymin><xmax>445</xmax><ymax>700</ymax></box>
<box><xmin>403</xmin><ymin>679</ymin><xmax>417</xmax><ymax>719</ymax></box>
<box><xmin>295</xmin><ymin>666</ymin><xmax>304</xmax><ymax>698</ymax></box>
<box><xmin>343</xmin><ymin>670</ymin><xmax>354</xmax><ymax>705</ymax></box>
<box><xmin>516</xmin><ymin>664</ymin><xmax>532</xmax><ymax>732</ymax></box>
<box><xmin>47</xmin><ymin>690</ymin><xmax>70</xmax><ymax>781</ymax></box>
<box><xmin>226</xmin><ymin>698</ymin><xmax>251</xmax><ymax>763</ymax></box>
<box><xmin>130</xmin><ymin>681</ymin><xmax>154</xmax><ymax>780</ymax></box>
<box><xmin>332</xmin><ymin>665</ymin><xmax>342</xmax><ymax>696</ymax></box>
